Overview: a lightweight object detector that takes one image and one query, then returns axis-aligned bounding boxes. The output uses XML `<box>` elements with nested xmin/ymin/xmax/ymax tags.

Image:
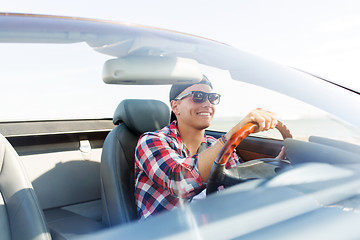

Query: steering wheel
<box><xmin>206</xmin><ymin>121</ymin><xmax>292</xmax><ymax>195</ymax></box>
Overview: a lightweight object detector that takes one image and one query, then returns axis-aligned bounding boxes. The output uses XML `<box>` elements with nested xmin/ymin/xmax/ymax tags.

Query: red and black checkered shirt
<box><xmin>135</xmin><ymin>121</ymin><xmax>241</xmax><ymax>219</ymax></box>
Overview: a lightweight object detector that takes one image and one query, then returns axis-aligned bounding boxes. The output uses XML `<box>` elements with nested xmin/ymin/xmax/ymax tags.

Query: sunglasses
<box><xmin>175</xmin><ymin>91</ymin><xmax>221</xmax><ymax>105</ymax></box>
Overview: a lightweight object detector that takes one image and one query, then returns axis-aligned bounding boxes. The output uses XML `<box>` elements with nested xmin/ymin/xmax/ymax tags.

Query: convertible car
<box><xmin>1</xmin><ymin>13</ymin><xmax>360</xmax><ymax>240</ymax></box>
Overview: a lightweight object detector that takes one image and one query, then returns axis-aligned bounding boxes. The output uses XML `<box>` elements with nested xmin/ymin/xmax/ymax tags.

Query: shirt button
<box><xmin>187</xmin><ymin>166</ymin><xmax>193</xmax><ymax>170</ymax></box>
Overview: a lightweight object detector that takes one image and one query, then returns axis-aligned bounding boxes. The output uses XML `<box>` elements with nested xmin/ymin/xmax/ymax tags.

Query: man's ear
<box><xmin>170</xmin><ymin>100</ymin><xmax>178</xmax><ymax>115</ymax></box>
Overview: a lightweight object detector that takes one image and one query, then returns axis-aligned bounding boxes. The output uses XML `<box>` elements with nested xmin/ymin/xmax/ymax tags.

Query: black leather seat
<box><xmin>0</xmin><ymin>133</ymin><xmax>51</xmax><ymax>240</ymax></box>
<box><xmin>100</xmin><ymin>99</ymin><xmax>170</xmax><ymax>226</ymax></box>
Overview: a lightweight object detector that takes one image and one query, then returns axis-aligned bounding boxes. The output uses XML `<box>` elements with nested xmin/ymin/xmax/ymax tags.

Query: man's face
<box><xmin>171</xmin><ymin>84</ymin><xmax>216</xmax><ymax>130</ymax></box>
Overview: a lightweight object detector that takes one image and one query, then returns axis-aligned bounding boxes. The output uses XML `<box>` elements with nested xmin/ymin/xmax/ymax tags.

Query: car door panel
<box><xmin>206</xmin><ymin>130</ymin><xmax>284</xmax><ymax>162</ymax></box>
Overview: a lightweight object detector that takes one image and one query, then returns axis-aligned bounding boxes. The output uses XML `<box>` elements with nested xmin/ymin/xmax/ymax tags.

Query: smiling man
<box><xmin>134</xmin><ymin>75</ymin><xmax>278</xmax><ymax>219</ymax></box>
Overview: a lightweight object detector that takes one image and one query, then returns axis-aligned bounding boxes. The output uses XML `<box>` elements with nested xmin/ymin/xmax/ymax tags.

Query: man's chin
<box><xmin>196</xmin><ymin>122</ymin><xmax>211</xmax><ymax>130</ymax></box>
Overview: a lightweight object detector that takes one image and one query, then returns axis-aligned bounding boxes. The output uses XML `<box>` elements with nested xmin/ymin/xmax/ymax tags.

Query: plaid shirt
<box><xmin>135</xmin><ymin>121</ymin><xmax>241</xmax><ymax>219</ymax></box>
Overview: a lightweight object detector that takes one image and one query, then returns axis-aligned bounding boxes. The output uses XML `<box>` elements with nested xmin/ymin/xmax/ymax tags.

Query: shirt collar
<box><xmin>169</xmin><ymin>120</ymin><xmax>208</xmax><ymax>152</ymax></box>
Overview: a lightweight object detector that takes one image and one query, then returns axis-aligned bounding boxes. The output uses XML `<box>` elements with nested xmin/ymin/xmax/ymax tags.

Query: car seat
<box><xmin>100</xmin><ymin>99</ymin><xmax>170</xmax><ymax>226</ymax></box>
<box><xmin>0</xmin><ymin>133</ymin><xmax>51</xmax><ymax>240</ymax></box>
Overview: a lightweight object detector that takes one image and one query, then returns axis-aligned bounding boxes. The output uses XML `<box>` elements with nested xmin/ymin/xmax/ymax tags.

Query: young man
<box><xmin>134</xmin><ymin>76</ymin><xmax>279</xmax><ymax>219</ymax></box>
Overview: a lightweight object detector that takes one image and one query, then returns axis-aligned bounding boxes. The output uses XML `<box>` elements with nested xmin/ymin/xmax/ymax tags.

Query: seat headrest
<box><xmin>113</xmin><ymin>99</ymin><xmax>170</xmax><ymax>135</ymax></box>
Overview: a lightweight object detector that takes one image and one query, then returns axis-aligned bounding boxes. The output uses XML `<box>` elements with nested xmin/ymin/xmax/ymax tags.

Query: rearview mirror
<box><xmin>103</xmin><ymin>56</ymin><xmax>202</xmax><ymax>85</ymax></box>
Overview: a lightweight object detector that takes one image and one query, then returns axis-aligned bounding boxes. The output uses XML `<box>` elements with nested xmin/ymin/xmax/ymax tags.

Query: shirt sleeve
<box><xmin>135</xmin><ymin>132</ymin><xmax>204</xmax><ymax>198</ymax></box>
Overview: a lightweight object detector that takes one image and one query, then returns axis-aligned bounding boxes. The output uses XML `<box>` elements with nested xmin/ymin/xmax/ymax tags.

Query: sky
<box><xmin>2</xmin><ymin>0</ymin><xmax>360</xmax><ymax>91</ymax></box>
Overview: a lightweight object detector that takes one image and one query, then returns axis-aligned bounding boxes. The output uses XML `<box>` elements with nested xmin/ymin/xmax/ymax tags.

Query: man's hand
<box><xmin>247</xmin><ymin>108</ymin><xmax>278</xmax><ymax>132</ymax></box>
<box><xmin>276</xmin><ymin>146</ymin><xmax>286</xmax><ymax>160</ymax></box>
<box><xmin>227</xmin><ymin>108</ymin><xmax>278</xmax><ymax>139</ymax></box>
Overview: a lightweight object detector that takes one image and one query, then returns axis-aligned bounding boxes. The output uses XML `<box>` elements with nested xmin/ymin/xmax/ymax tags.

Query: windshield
<box><xmin>1</xmin><ymin>15</ymin><xmax>360</xmax><ymax>147</ymax></box>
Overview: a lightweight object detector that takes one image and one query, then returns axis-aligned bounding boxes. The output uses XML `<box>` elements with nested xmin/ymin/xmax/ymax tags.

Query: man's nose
<box><xmin>202</xmin><ymin>97</ymin><xmax>212</xmax><ymax>106</ymax></box>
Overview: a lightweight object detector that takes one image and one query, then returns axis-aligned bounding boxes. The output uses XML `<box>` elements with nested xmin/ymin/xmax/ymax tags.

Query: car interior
<box><xmin>0</xmin><ymin>95</ymin><xmax>288</xmax><ymax>239</ymax></box>
<box><xmin>0</xmin><ymin>99</ymin><xmax>172</xmax><ymax>239</ymax></box>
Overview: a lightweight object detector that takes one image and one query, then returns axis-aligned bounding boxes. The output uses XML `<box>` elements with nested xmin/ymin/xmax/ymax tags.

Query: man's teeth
<box><xmin>198</xmin><ymin>113</ymin><xmax>210</xmax><ymax>116</ymax></box>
